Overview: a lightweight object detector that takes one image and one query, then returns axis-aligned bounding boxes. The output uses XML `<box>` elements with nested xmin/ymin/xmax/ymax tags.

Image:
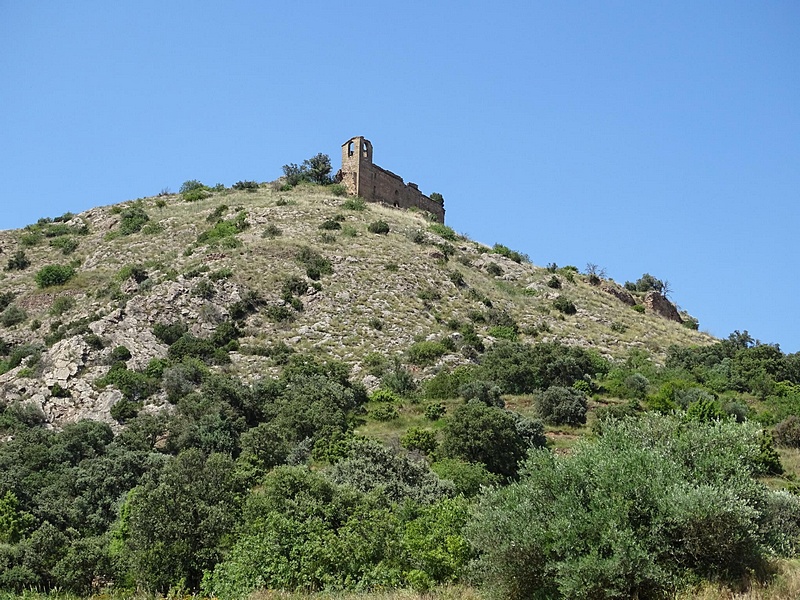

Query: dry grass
<box><xmin>249</xmin><ymin>586</ymin><xmax>482</xmax><ymax>600</ymax></box>
<box><xmin>676</xmin><ymin>560</ymin><xmax>800</xmax><ymax>600</ymax></box>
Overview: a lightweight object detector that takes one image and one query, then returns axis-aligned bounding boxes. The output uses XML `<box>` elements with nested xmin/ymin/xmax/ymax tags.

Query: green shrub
<box><xmin>632</xmin><ymin>303</ymin><xmax>646</xmax><ymax>313</ymax></box>
<box><xmin>401</xmin><ymin>427</ymin><xmax>438</xmax><ymax>455</ymax></box>
<box><xmin>262</xmin><ymin>223</ymin><xmax>282</xmax><ymax>238</ymax></box>
<box><xmin>486</xmin><ymin>262</ymin><xmax>503</xmax><ymax>277</ymax></box>
<box><xmin>407</xmin><ymin>340</ymin><xmax>449</xmax><ymax>366</ymax></box>
<box><xmin>459</xmin><ymin>380</ymin><xmax>504</xmax><ymax>407</ymax></box>
<box><xmin>467</xmin><ymin>415</ymin><xmax>778</xmax><ymax>600</ymax></box>
<box><xmin>429</xmin><ymin>223</ymin><xmax>458</xmax><ymax>241</ymax></box>
<box><xmin>49</xmin><ymin>236</ymin><xmax>79</xmax><ymax>255</ymax></box>
<box><xmin>535</xmin><ymin>386</ymin><xmax>588</xmax><ymax>426</ymax></box>
<box><xmin>491</xmin><ymin>243</ymin><xmax>529</xmax><ymax>263</ymax></box>
<box><xmin>431</xmin><ymin>458</ymin><xmax>499</xmax><ymax>497</ymax></box>
<box><xmin>424</xmin><ymin>402</ymin><xmax>446</xmax><ymax>420</ymax></box>
<box><xmin>50</xmin><ymin>296</ymin><xmax>75</xmax><ymax>316</ymax></box>
<box><xmin>328</xmin><ymin>183</ymin><xmax>347</xmax><ymax>196</ymax></box>
<box><xmin>265</xmin><ymin>304</ymin><xmax>295</xmax><ymax>323</ymax></box>
<box><xmin>35</xmin><ymin>264</ymin><xmax>76</xmax><ymax>288</ymax></box>
<box><xmin>0</xmin><ymin>305</ymin><xmax>27</xmax><ymax>327</ymax></box>
<box><xmin>96</xmin><ymin>363</ymin><xmax>158</xmax><ymax>401</ymax></box>
<box><xmin>553</xmin><ymin>295</ymin><xmax>577</xmax><ymax>314</ymax></box>
<box><xmin>110</xmin><ymin>345</ymin><xmax>132</xmax><ymax>362</ymax></box>
<box><xmin>546</xmin><ymin>275</ymin><xmax>561</xmax><ymax>289</ymax></box>
<box><xmin>368</xmin><ymin>220</ymin><xmax>390</xmax><ymax>234</ymax></box>
<box><xmin>5</xmin><ymin>250</ymin><xmax>30</xmax><ymax>271</ymax></box>
<box><xmin>319</xmin><ymin>219</ymin><xmax>341</xmax><ymax>231</ymax></box>
<box><xmin>488</xmin><ymin>325</ymin><xmax>517</xmax><ymax>341</ymax></box>
<box><xmin>119</xmin><ymin>206</ymin><xmax>150</xmax><ymax>235</ymax></box>
<box><xmin>370</xmin><ymin>404</ymin><xmax>399</xmax><ymax>421</ymax></box>
<box><xmin>342</xmin><ymin>197</ymin><xmax>366</xmax><ymax>210</ymax></box>
<box><xmin>232</xmin><ymin>180</ymin><xmax>259</xmax><ymax>191</ymax></box>
<box><xmin>442</xmin><ymin>401</ymin><xmax>538</xmax><ymax>479</ymax></box>
<box><xmin>382</xmin><ymin>362</ymin><xmax>417</xmax><ymax>396</ymax></box>
<box><xmin>774</xmin><ymin>415</ymin><xmax>800</xmax><ymax>448</ymax></box>
<box><xmin>152</xmin><ymin>321</ymin><xmax>188</xmax><ymax>345</ymax></box>
<box><xmin>296</xmin><ymin>246</ymin><xmax>332</xmax><ymax>280</ymax></box>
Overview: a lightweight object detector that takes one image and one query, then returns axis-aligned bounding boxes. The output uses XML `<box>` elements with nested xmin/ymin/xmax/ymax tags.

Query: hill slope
<box><xmin>0</xmin><ymin>183</ymin><xmax>712</xmax><ymax>427</ymax></box>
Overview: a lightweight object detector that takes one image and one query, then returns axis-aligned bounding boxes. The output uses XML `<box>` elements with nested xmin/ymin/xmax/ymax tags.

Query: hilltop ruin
<box><xmin>335</xmin><ymin>136</ymin><xmax>445</xmax><ymax>223</ymax></box>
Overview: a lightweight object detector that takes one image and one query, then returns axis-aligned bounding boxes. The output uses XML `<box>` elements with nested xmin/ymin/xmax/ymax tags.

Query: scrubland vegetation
<box><xmin>1</xmin><ymin>166</ymin><xmax>800</xmax><ymax>599</ymax></box>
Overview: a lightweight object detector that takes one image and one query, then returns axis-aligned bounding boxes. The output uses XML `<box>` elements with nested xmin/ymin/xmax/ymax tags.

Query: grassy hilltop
<box><xmin>1</xmin><ymin>179</ymin><xmax>800</xmax><ymax>599</ymax></box>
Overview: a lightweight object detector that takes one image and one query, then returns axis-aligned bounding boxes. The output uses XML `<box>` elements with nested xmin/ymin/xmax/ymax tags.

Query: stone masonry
<box><xmin>335</xmin><ymin>136</ymin><xmax>445</xmax><ymax>223</ymax></box>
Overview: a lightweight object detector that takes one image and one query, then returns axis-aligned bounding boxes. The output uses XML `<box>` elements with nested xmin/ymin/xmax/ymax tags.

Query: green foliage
<box><xmin>429</xmin><ymin>223</ymin><xmax>458</xmax><ymax>241</ymax></box>
<box><xmin>296</xmin><ymin>246</ymin><xmax>333</xmax><ymax>280</ymax></box>
<box><xmin>118</xmin><ymin>205</ymin><xmax>150</xmax><ymax>235</ymax></box>
<box><xmin>478</xmin><ymin>341</ymin><xmax>606</xmax><ymax>395</ymax></box>
<box><xmin>96</xmin><ymin>363</ymin><xmax>158</xmax><ymax>403</ymax></box>
<box><xmin>319</xmin><ymin>218</ymin><xmax>341</xmax><ymax>230</ymax></box>
<box><xmin>429</xmin><ymin>192</ymin><xmax>445</xmax><ymax>204</ymax></box>
<box><xmin>467</xmin><ymin>415</ymin><xmax>780</xmax><ymax>600</ymax></box>
<box><xmin>370</xmin><ymin>403</ymin><xmax>400</xmax><ymax>421</ymax></box>
<box><xmin>431</xmin><ymin>458</ymin><xmax>499</xmax><ymax>497</ymax></box>
<box><xmin>49</xmin><ymin>295</ymin><xmax>75</xmax><ymax>316</ymax></box>
<box><xmin>486</xmin><ymin>262</ymin><xmax>503</xmax><ymax>276</ymax></box>
<box><xmin>35</xmin><ymin>264</ymin><xmax>76</xmax><ymax>288</ymax></box>
<box><xmin>407</xmin><ymin>340</ymin><xmax>449</xmax><ymax>366</ymax></box>
<box><xmin>123</xmin><ymin>449</ymin><xmax>244</xmax><ymax>591</ymax></box>
<box><xmin>553</xmin><ymin>295</ymin><xmax>577</xmax><ymax>314</ymax></box>
<box><xmin>381</xmin><ymin>361</ymin><xmax>417</xmax><ymax>396</ymax></box>
<box><xmin>5</xmin><ymin>250</ymin><xmax>30</xmax><ymax>271</ymax></box>
<box><xmin>152</xmin><ymin>321</ymin><xmax>188</xmax><ymax>345</ymax></box>
<box><xmin>625</xmin><ymin>272</ymin><xmax>666</xmax><ymax>294</ymax></box>
<box><xmin>424</xmin><ymin>401</ymin><xmax>446</xmax><ymax>420</ymax></box>
<box><xmin>546</xmin><ymin>275</ymin><xmax>561</xmax><ymax>289</ymax></box>
<box><xmin>401</xmin><ymin>427</ymin><xmax>438</xmax><ymax>455</ymax></box>
<box><xmin>328</xmin><ymin>183</ymin><xmax>348</xmax><ymax>196</ymax></box>
<box><xmin>49</xmin><ymin>236</ymin><xmax>79</xmax><ymax>255</ymax></box>
<box><xmin>459</xmin><ymin>380</ymin><xmax>504</xmax><ymax>407</ymax></box>
<box><xmin>491</xmin><ymin>243</ymin><xmax>529</xmax><ymax>263</ymax></box>
<box><xmin>0</xmin><ymin>305</ymin><xmax>27</xmax><ymax>327</ymax></box>
<box><xmin>342</xmin><ymin>197</ymin><xmax>366</xmax><ymax>210</ymax></box>
<box><xmin>442</xmin><ymin>401</ymin><xmax>541</xmax><ymax>479</ymax></box>
<box><xmin>535</xmin><ymin>386</ymin><xmax>588</xmax><ymax>426</ymax></box>
<box><xmin>368</xmin><ymin>219</ymin><xmax>390</xmax><ymax>234</ymax></box>
<box><xmin>232</xmin><ymin>180</ymin><xmax>259</xmax><ymax>191</ymax></box>
<box><xmin>632</xmin><ymin>303</ymin><xmax>646</xmax><ymax>313</ymax></box>
<box><xmin>110</xmin><ymin>345</ymin><xmax>132</xmax><ymax>362</ymax></box>
<box><xmin>197</xmin><ymin>210</ymin><xmax>249</xmax><ymax>245</ymax></box>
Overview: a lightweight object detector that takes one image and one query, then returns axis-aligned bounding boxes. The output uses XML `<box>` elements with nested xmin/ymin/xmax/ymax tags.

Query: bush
<box><xmin>0</xmin><ymin>305</ymin><xmax>27</xmax><ymax>327</ymax></box>
<box><xmin>370</xmin><ymin>404</ymin><xmax>399</xmax><ymax>421</ymax></box>
<box><xmin>328</xmin><ymin>183</ymin><xmax>347</xmax><ymax>196</ymax></box>
<box><xmin>459</xmin><ymin>380</ymin><xmax>504</xmax><ymax>407</ymax></box>
<box><xmin>401</xmin><ymin>427</ymin><xmax>438</xmax><ymax>455</ymax></box>
<box><xmin>486</xmin><ymin>262</ymin><xmax>503</xmax><ymax>276</ymax></box>
<box><xmin>319</xmin><ymin>219</ymin><xmax>341</xmax><ymax>231</ymax></box>
<box><xmin>424</xmin><ymin>402</ymin><xmax>446</xmax><ymax>420</ymax></box>
<box><xmin>429</xmin><ymin>223</ymin><xmax>458</xmax><ymax>241</ymax></box>
<box><xmin>152</xmin><ymin>321</ymin><xmax>188</xmax><ymax>345</ymax></box>
<box><xmin>535</xmin><ymin>386</ymin><xmax>588</xmax><ymax>426</ymax></box>
<box><xmin>441</xmin><ymin>401</ymin><xmax>538</xmax><ymax>479</ymax></box>
<box><xmin>774</xmin><ymin>415</ymin><xmax>800</xmax><ymax>448</ymax></box>
<box><xmin>50</xmin><ymin>296</ymin><xmax>75</xmax><ymax>316</ymax></box>
<box><xmin>467</xmin><ymin>415</ymin><xmax>778</xmax><ymax>600</ymax></box>
<box><xmin>342</xmin><ymin>197</ymin><xmax>366</xmax><ymax>210</ymax></box>
<box><xmin>296</xmin><ymin>246</ymin><xmax>333</xmax><ymax>280</ymax></box>
<box><xmin>491</xmin><ymin>243</ymin><xmax>529</xmax><ymax>263</ymax></box>
<box><xmin>546</xmin><ymin>275</ymin><xmax>561</xmax><ymax>289</ymax></box>
<box><xmin>553</xmin><ymin>295</ymin><xmax>577</xmax><ymax>314</ymax></box>
<box><xmin>262</xmin><ymin>223</ymin><xmax>282</xmax><ymax>238</ymax></box>
<box><xmin>35</xmin><ymin>264</ymin><xmax>76</xmax><ymax>288</ymax></box>
<box><xmin>232</xmin><ymin>180</ymin><xmax>259</xmax><ymax>191</ymax></box>
<box><xmin>119</xmin><ymin>206</ymin><xmax>150</xmax><ymax>235</ymax></box>
<box><xmin>5</xmin><ymin>250</ymin><xmax>30</xmax><ymax>271</ymax></box>
<box><xmin>49</xmin><ymin>237</ymin><xmax>79</xmax><ymax>255</ymax></box>
<box><xmin>382</xmin><ymin>362</ymin><xmax>417</xmax><ymax>396</ymax></box>
<box><xmin>407</xmin><ymin>340</ymin><xmax>449</xmax><ymax>366</ymax></box>
<box><xmin>368</xmin><ymin>220</ymin><xmax>390</xmax><ymax>234</ymax></box>
<box><xmin>110</xmin><ymin>345</ymin><xmax>132</xmax><ymax>362</ymax></box>
<box><xmin>632</xmin><ymin>303</ymin><xmax>646</xmax><ymax>313</ymax></box>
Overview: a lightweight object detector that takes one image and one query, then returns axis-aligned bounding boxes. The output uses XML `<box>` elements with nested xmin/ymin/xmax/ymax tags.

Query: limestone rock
<box><xmin>643</xmin><ymin>291</ymin><xmax>682</xmax><ymax>323</ymax></box>
<box><xmin>601</xmin><ymin>283</ymin><xmax>636</xmax><ymax>306</ymax></box>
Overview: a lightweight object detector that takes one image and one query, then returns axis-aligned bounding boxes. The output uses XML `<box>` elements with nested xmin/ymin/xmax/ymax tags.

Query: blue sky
<box><xmin>2</xmin><ymin>1</ymin><xmax>799</xmax><ymax>352</ymax></box>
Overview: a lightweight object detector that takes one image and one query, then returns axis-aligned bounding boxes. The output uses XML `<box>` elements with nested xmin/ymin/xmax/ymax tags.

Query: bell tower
<box><xmin>340</xmin><ymin>136</ymin><xmax>372</xmax><ymax>196</ymax></box>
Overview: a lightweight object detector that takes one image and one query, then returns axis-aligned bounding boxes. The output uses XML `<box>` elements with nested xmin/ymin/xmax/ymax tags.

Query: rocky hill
<box><xmin>0</xmin><ymin>182</ymin><xmax>712</xmax><ymax>428</ymax></box>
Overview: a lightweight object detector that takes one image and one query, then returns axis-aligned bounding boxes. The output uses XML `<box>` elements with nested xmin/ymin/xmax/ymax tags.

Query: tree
<box><xmin>441</xmin><ymin>401</ymin><xmax>542</xmax><ymax>480</ymax></box>
<box><xmin>535</xmin><ymin>386</ymin><xmax>588</xmax><ymax>426</ymax></box>
<box><xmin>302</xmin><ymin>153</ymin><xmax>333</xmax><ymax>185</ymax></box>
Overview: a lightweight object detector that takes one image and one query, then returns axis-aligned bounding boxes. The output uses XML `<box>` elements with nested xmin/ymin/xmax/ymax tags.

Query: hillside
<box><xmin>2</xmin><ymin>180</ymin><xmax>800</xmax><ymax>600</ymax></box>
<box><xmin>0</xmin><ymin>182</ymin><xmax>711</xmax><ymax>428</ymax></box>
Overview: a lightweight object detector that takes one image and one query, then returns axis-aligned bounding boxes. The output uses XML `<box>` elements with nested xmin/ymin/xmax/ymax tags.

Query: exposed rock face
<box><xmin>644</xmin><ymin>291</ymin><xmax>683</xmax><ymax>323</ymax></box>
<box><xmin>600</xmin><ymin>283</ymin><xmax>636</xmax><ymax>306</ymax></box>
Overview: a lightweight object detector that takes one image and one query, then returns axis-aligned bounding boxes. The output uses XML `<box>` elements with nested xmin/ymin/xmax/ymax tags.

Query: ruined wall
<box><xmin>338</xmin><ymin>136</ymin><xmax>445</xmax><ymax>223</ymax></box>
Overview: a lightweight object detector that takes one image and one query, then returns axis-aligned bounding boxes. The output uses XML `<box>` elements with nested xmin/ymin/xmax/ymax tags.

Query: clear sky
<box><xmin>2</xmin><ymin>2</ymin><xmax>798</xmax><ymax>352</ymax></box>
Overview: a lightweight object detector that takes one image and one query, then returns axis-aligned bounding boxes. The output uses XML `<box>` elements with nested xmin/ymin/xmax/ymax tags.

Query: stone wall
<box><xmin>337</xmin><ymin>136</ymin><xmax>445</xmax><ymax>223</ymax></box>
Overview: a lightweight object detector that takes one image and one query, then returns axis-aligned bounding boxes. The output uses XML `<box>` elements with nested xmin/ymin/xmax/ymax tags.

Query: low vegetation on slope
<box><xmin>0</xmin><ymin>173</ymin><xmax>799</xmax><ymax>599</ymax></box>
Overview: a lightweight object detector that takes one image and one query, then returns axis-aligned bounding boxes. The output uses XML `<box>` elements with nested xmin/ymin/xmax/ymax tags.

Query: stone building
<box><xmin>335</xmin><ymin>136</ymin><xmax>445</xmax><ymax>223</ymax></box>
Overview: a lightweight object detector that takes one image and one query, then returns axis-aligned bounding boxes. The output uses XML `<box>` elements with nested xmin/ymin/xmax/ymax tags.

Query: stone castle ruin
<box><xmin>334</xmin><ymin>136</ymin><xmax>445</xmax><ymax>223</ymax></box>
